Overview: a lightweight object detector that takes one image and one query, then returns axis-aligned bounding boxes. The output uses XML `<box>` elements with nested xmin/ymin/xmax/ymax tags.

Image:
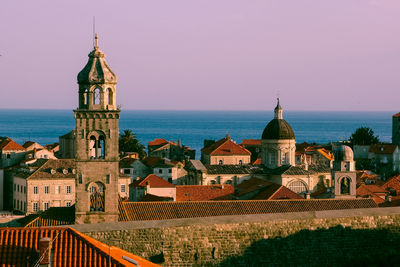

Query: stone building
<box><xmin>332</xmin><ymin>145</ymin><xmax>357</xmax><ymax>198</ymax></box>
<box><xmin>240</xmin><ymin>139</ymin><xmax>262</xmax><ymax>162</ymax></box>
<box><xmin>261</xmin><ymin>99</ymin><xmax>296</xmax><ymax>168</ymax></box>
<box><xmin>13</xmin><ymin>159</ymin><xmax>76</xmax><ymax>214</ymax></box>
<box><xmin>393</xmin><ymin>112</ymin><xmax>400</xmax><ymax>147</ymax></box>
<box><xmin>201</xmin><ymin>135</ymin><xmax>251</xmax><ymax>165</ymax></box>
<box><xmin>58</xmin><ymin>130</ymin><xmax>76</xmax><ymax>159</ymax></box>
<box><xmin>74</xmin><ymin>34</ymin><xmax>121</xmax><ymax>224</ymax></box>
<box><xmin>148</xmin><ymin>138</ymin><xmax>195</xmax><ymax>160</ymax></box>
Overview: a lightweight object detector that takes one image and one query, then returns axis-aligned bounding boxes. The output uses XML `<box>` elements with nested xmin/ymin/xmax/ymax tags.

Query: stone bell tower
<box><xmin>74</xmin><ymin>34</ymin><xmax>120</xmax><ymax>224</ymax></box>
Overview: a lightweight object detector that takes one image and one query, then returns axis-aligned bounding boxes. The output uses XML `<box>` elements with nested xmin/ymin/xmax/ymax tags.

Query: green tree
<box><xmin>349</xmin><ymin>127</ymin><xmax>379</xmax><ymax>146</ymax></box>
<box><xmin>119</xmin><ymin>129</ymin><xmax>146</xmax><ymax>159</ymax></box>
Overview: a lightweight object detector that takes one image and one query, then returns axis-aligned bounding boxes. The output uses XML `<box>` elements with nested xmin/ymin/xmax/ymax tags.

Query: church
<box><xmin>255</xmin><ymin>99</ymin><xmax>356</xmax><ymax>198</ymax></box>
<box><xmin>73</xmin><ymin>34</ymin><xmax>129</xmax><ymax>224</ymax></box>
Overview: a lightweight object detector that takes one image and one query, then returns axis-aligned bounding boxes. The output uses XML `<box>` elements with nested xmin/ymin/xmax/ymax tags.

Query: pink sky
<box><xmin>1</xmin><ymin>0</ymin><xmax>400</xmax><ymax>111</ymax></box>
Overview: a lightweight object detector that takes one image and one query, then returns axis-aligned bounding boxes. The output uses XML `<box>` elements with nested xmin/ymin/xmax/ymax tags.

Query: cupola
<box><xmin>261</xmin><ymin>98</ymin><xmax>295</xmax><ymax>140</ymax></box>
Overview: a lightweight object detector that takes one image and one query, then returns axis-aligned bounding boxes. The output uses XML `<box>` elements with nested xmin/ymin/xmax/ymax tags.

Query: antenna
<box><xmin>93</xmin><ymin>16</ymin><xmax>96</xmax><ymax>48</ymax></box>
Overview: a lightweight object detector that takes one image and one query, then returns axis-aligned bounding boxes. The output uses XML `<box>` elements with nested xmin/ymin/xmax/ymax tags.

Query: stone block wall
<box><xmin>86</xmin><ymin>214</ymin><xmax>400</xmax><ymax>266</ymax></box>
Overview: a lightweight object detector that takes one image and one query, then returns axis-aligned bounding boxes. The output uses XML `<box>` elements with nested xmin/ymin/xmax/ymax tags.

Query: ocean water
<box><xmin>0</xmin><ymin>109</ymin><xmax>394</xmax><ymax>157</ymax></box>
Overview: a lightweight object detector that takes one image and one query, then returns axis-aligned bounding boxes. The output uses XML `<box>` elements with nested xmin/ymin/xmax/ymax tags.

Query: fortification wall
<box><xmin>81</xmin><ymin>207</ymin><xmax>400</xmax><ymax>266</ymax></box>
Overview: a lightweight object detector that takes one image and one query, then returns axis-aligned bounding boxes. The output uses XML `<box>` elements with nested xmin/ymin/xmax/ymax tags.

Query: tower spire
<box><xmin>94</xmin><ymin>33</ymin><xmax>99</xmax><ymax>49</ymax></box>
<box><xmin>274</xmin><ymin>98</ymin><xmax>283</xmax><ymax>119</ymax></box>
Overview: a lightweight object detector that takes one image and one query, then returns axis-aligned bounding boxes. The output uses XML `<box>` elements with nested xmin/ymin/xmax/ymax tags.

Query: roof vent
<box><xmin>50</xmin><ymin>169</ymin><xmax>56</xmax><ymax>175</ymax></box>
<box><xmin>63</xmin><ymin>169</ymin><xmax>68</xmax><ymax>174</ymax></box>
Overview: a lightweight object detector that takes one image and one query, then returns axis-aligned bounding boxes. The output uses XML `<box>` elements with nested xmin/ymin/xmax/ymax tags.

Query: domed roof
<box><xmin>333</xmin><ymin>145</ymin><xmax>354</xmax><ymax>162</ymax></box>
<box><xmin>77</xmin><ymin>34</ymin><xmax>117</xmax><ymax>85</ymax></box>
<box><xmin>261</xmin><ymin>98</ymin><xmax>295</xmax><ymax>140</ymax></box>
<box><xmin>262</xmin><ymin>119</ymin><xmax>295</xmax><ymax>140</ymax></box>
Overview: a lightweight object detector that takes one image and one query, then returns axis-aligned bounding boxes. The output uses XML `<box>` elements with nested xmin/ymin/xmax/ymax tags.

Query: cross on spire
<box><xmin>94</xmin><ymin>33</ymin><xmax>99</xmax><ymax>49</ymax></box>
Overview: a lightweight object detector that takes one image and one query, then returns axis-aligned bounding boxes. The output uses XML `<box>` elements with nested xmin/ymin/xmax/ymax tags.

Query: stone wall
<box><xmin>83</xmin><ymin>208</ymin><xmax>400</xmax><ymax>266</ymax></box>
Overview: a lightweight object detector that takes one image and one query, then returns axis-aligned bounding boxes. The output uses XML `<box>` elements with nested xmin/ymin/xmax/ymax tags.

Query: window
<box><xmin>107</xmin><ymin>88</ymin><xmax>113</xmax><ymax>105</ymax></box>
<box><xmin>44</xmin><ymin>202</ymin><xmax>50</xmax><ymax>210</ymax></box>
<box><xmin>94</xmin><ymin>88</ymin><xmax>101</xmax><ymax>105</ymax></box>
<box><xmin>6</xmin><ymin>154</ymin><xmax>11</xmax><ymax>159</ymax></box>
<box><xmin>24</xmin><ymin>202</ymin><xmax>26</xmax><ymax>211</ymax></box>
<box><xmin>121</xmin><ymin>184</ymin><xmax>126</xmax><ymax>193</ymax></box>
<box><xmin>44</xmin><ymin>186</ymin><xmax>49</xmax><ymax>194</ymax></box>
<box><xmin>287</xmin><ymin>180</ymin><xmax>308</xmax><ymax>194</ymax></box>
<box><xmin>79</xmin><ymin>174</ymin><xmax>83</xmax><ymax>184</ymax></box>
<box><xmin>159</xmin><ymin>169</ymin><xmax>162</xmax><ymax>174</ymax></box>
<box><xmin>14</xmin><ymin>184</ymin><xmax>16</xmax><ymax>192</ymax></box>
<box><xmin>66</xmin><ymin>185</ymin><xmax>71</xmax><ymax>194</ymax></box>
<box><xmin>281</xmin><ymin>153</ymin><xmax>288</xmax><ymax>165</ymax></box>
<box><xmin>17</xmin><ymin>200</ymin><xmax>19</xmax><ymax>210</ymax></box>
<box><xmin>168</xmin><ymin>169</ymin><xmax>172</xmax><ymax>174</ymax></box>
<box><xmin>209</xmin><ymin>180</ymin><xmax>217</xmax><ymax>185</ymax></box>
<box><xmin>13</xmin><ymin>199</ymin><xmax>16</xmax><ymax>208</ymax></box>
<box><xmin>55</xmin><ymin>186</ymin><xmax>60</xmax><ymax>194</ymax></box>
<box><xmin>239</xmin><ymin>160</ymin><xmax>243</xmax><ymax>165</ymax></box>
<box><xmin>17</xmin><ymin>184</ymin><xmax>19</xmax><ymax>192</ymax></box>
<box><xmin>124</xmin><ymin>169</ymin><xmax>131</xmax><ymax>175</ymax></box>
<box><xmin>340</xmin><ymin>177</ymin><xmax>351</xmax><ymax>195</ymax></box>
<box><xmin>33</xmin><ymin>186</ymin><xmax>38</xmax><ymax>194</ymax></box>
<box><xmin>33</xmin><ymin>202</ymin><xmax>39</xmax><ymax>212</ymax></box>
<box><xmin>24</xmin><ymin>186</ymin><xmax>26</xmax><ymax>194</ymax></box>
<box><xmin>66</xmin><ymin>201</ymin><xmax>72</xmax><ymax>207</ymax></box>
<box><xmin>219</xmin><ymin>160</ymin><xmax>223</xmax><ymax>165</ymax></box>
<box><xmin>106</xmin><ymin>174</ymin><xmax>110</xmax><ymax>184</ymax></box>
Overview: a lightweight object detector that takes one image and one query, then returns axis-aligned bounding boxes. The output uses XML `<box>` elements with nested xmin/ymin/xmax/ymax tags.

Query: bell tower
<box><xmin>74</xmin><ymin>34</ymin><xmax>120</xmax><ymax>224</ymax></box>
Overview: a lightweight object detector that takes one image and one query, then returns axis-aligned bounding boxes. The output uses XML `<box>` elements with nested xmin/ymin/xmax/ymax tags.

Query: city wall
<box><xmin>73</xmin><ymin>207</ymin><xmax>400</xmax><ymax>266</ymax></box>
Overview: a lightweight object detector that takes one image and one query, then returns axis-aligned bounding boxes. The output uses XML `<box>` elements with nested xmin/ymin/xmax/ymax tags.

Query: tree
<box><xmin>349</xmin><ymin>127</ymin><xmax>379</xmax><ymax>146</ymax></box>
<box><xmin>119</xmin><ymin>129</ymin><xmax>146</xmax><ymax>159</ymax></box>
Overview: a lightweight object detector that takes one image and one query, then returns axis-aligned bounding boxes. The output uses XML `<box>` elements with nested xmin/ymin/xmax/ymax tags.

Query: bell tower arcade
<box><xmin>74</xmin><ymin>34</ymin><xmax>120</xmax><ymax>224</ymax></box>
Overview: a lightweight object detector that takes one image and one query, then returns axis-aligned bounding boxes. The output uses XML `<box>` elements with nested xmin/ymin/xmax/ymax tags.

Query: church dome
<box><xmin>261</xmin><ymin>98</ymin><xmax>295</xmax><ymax>140</ymax></box>
<box><xmin>333</xmin><ymin>145</ymin><xmax>354</xmax><ymax>162</ymax></box>
<box><xmin>77</xmin><ymin>34</ymin><xmax>117</xmax><ymax>85</ymax></box>
<box><xmin>262</xmin><ymin>119</ymin><xmax>295</xmax><ymax>140</ymax></box>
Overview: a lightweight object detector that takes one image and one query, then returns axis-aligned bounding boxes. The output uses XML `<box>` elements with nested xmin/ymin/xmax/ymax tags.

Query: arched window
<box><xmin>89</xmin><ymin>132</ymin><xmax>106</xmax><ymax>159</ymax></box>
<box><xmin>83</xmin><ymin>89</ymin><xmax>88</xmax><ymax>105</ymax></box>
<box><xmin>107</xmin><ymin>88</ymin><xmax>113</xmax><ymax>105</ymax></box>
<box><xmin>238</xmin><ymin>160</ymin><xmax>243</xmax><ymax>165</ymax></box>
<box><xmin>209</xmin><ymin>180</ymin><xmax>216</xmax><ymax>185</ymax></box>
<box><xmin>219</xmin><ymin>160</ymin><xmax>223</xmax><ymax>165</ymax></box>
<box><xmin>89</xmin><ymin>182</ymin><xmax>105</xmax><ymax>211</ymax></box>
<box><xmin>340</xmin><ymin>177</ymin><xmax>351</xmax><ymax>195</ymax></box>
<box><xmin>287</xmin><ymin>180</ymin><xmax>308</xmax><ymax>194</ymax></box>
<box><xmin>94</xmin><ymin>88</ymin><xmax>101</xmax><ymax>105</ymax></box>
<box><xmin>225</xmin><ymin>180</ymin><xmax>232</xmax><ymax>184</ymax></box>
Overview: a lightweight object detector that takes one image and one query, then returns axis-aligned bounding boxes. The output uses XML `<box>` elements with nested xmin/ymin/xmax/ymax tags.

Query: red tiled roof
<box><xmin>148</xmin><ymin>138</ymin><xmax>169</xmax><ymax>146</ymax></box>
<box><xmin>176</xmin><ymin>185</ymin><xmax>234</xmax><ymax>201</ymax></box>
<box><xmin>0</xmin><ymin>138</ymin><xmax>25</xmax><ymax>151</ymax></box>
<box><xmin>202</xmin><ymin>137</ymin><xmax>251</xmax><ymax>156</ymax></box>
<box><xmin>130</xmin><ymin>174</ymin><xmax>175</xmax><ymax>188</ymax></box>
<box><xmin>369</xmin><ymin>144</ymin><xmax>398</xmax><ymax>154</ymax></box>
<box><xmin>0</xmin><ymin>227</ymin><xmax>158</xmax><ymax>266</ymax></box>
<box><xmin>235</xmin><ymin>177</ymin><xmax>303</xmax><ymax>200</ymax></box>
<box><xmin>118</xmin><ymin>199</ymin><xmax>377</xmax><ymax>221</ymax></box>
<box><xmin>252</xmin><ymin>158</ymin><xmax>262</xmax><ymax>165</ymax></box>
<box><xmin>240</xmin><ymin>139</ymin><xmax>261</xmax><ymax>146</ymax></box>
<box><xmin>383</xmin><ymin>175</ymin><xmax>400</xmax><ymax>194</ymax></box>
<box><xmin>356</xmin><ymin>184</ymin><xmax>388</xmax><ymax>204</ymax></box>
<box><xmin>317</xmin><ymin>148</ymin><xmax>334</xmax><ymax>160</ymax></box>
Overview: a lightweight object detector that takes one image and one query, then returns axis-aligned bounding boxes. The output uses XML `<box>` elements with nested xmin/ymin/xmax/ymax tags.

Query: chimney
<box><xmin>39</xmin><ymin>237</ymin><xmax>52</xmax><ymax>265</ymax></box>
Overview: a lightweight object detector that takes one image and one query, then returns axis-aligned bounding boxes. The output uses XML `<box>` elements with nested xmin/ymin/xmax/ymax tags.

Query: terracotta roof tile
<box><xmin>176</xmin><ymin>185</ymin><xmax>234</xmax><ymax>201</ymax></box>
<box><xmin>240</xmin><ymin>139</ymin><xmax>261</xmax><ymax>146</ymax></box>
<box><xmin>202</xmin><ymin>137</ymin><xmax>251</xmax><ymax>155</ymax></box>
<box><xmin>252</xmin><ymin>158</ymin><xmax>262</xmax><ymax>165</ymax></box>
<box><xmin>205</xmin><ymin>164</ymin><xmax>262</xmax><ymax>174</ymax></box>
<box><xmin>0</xmin><ymin>227</ymin><xmax>157</xmax><ymax>266</ymax></box>
<box><xmin>119</xmin><ymin>199</ymin><xmax>377</xmax><ymax>221</ymax></box>
<box><xmin>22</xmin><ymin>159</ymin><xmax>76</xmax><ymax>180</ymax></box>
<box><xmin>143</xmin><ymin>157</ymin><xmax>163</xmax><ymax>167</ymax></box>
<box><xmin>383</xmin><ymin>175</ymin><xmax>400</xmax><ymax>194</ymax></box>
<box><xmin>0</xmin><ymin>138</ymin><xmax>25</xmax><ymax>151</ymax></box>
<box><xmin>148</xmin><ymin>138</ymin><xmax>169</xmax><ymax>146</ymax></box>
<box><xmin>236</xmin><ymin>178</ymin><xmax>303</xmax><ymax>200</ymax></box>
<box><xmin>130</xmin><ymin>174</ymin><xmax>175</xmax><ymax>188</ymax></box>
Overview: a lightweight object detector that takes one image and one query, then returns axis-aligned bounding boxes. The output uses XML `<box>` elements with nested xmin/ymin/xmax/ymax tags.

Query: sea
<box><xmin>0</xmin><ymin>109</ymin><xmax>394</xmax><ymax>158</ymax></box>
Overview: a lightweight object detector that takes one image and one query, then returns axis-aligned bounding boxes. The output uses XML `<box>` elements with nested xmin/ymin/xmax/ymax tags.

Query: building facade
<box><xmin>74</xmin><ymin>34</ymin><xmax>121</xmax><ymax>224</ymax></box>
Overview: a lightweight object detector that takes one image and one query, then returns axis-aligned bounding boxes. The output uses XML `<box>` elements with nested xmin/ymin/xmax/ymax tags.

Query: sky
<box><xmin>1</xmin><ymin>0</ymin><xmax>400</xmax><ymax>111</ymax></box>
